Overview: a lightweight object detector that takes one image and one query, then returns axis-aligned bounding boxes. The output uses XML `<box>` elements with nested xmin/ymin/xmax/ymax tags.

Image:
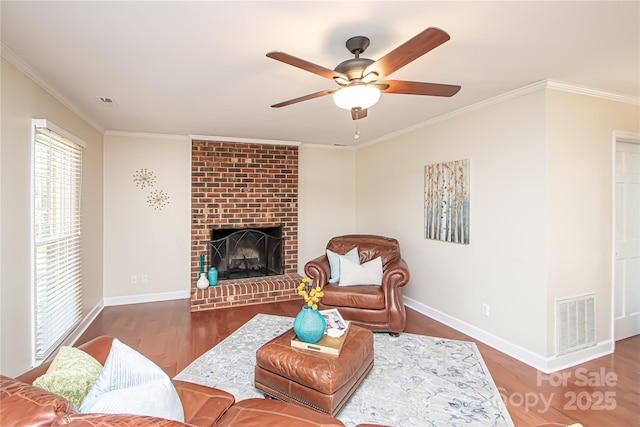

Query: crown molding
<box><xmin>356</xmin><ymin>80</ymin><xmax>639</xmax><ymax>149</ymax></box>
<box><xmin>189</xmin><ymin>135</ymin><xmax>301</xmax><ymax>146</ymax></box>
<box><xmin>300</xmin><ymin>143</ymin><xmax>356</xmax><ymax>151</ymax></box>
<box><xmin>356</xmin><ymin>80</ymin><xmax>548</xmax><ymax>149</ymax></box>
<box><xmin>1</xmin><ymin>42</ymin><xmax>105</xmax><ymax>134</ymax></box>
<box><xmin>547</xmin><ymin>80</ymin><xmax>640</xmax><ymax>105</ymax></box>
<box><xmin>4</xmin><ymin>43</ymin><xmax>636</xmax><ymax>149</ymax></box>
<box><xmin>105</xmin><ymin>131</ymin><xmax>190</xmax><ymax>141</ymax></box>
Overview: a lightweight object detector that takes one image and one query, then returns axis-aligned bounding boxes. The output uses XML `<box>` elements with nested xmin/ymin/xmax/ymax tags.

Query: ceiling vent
<box><xmin>97</xmin><ymin>96</ymin><xmax>118</xmax><ymax>106</ymax></box>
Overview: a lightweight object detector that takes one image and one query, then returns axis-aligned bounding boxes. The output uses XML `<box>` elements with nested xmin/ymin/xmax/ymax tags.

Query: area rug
<box><xmin>175</xmin><ymin>314</ymin><xmax>514</xmax><ymax>427</ymax></box>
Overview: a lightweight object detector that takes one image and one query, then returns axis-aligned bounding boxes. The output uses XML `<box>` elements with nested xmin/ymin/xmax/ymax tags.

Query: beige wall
<box><xmin>298</xmin><ymin>145</ymin><xmax>356</xmax><ymax>272</ymax></box>
<box><xmin>355</xmin><ymin>91</ymin><xmax>549</xmax><ymax>355</ymax></box>
<box><xmin>354</xmin><ymin>87</ymin><xmax>639</xmax><ymax>366</ymax></box>
<box><xmin>103</xmin><ymin>133</ymin><xmax>191</xmax><ymax>302</ymax></box>
<box><xmin>545</xmin><ymin>91</ymin><xmax>640</xmax><ymax>353</ymax></box>
<box><xmin>0</xmin><ymin>58</ymin><xmax>104</xmax><ymax>377</ymax></box>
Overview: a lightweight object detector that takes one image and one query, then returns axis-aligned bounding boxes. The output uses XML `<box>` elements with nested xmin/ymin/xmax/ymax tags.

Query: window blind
<box><xmin>33</xmin><ymin>121</ymin><xmax>83</xmax><ymax>364</ymax></box>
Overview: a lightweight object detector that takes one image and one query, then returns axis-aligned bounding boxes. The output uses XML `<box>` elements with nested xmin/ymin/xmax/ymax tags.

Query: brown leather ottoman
<box><xmin>254</xmin><ymin>324</ymin><xmax>374</xmax><ymax>416</ymax></box>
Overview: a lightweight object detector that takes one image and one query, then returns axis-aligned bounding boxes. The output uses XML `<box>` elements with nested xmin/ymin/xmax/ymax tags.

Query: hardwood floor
<box><xmin>77</xmin><ymin>299</ymin><xmax>639</xmax><ymax>427</ymax></box>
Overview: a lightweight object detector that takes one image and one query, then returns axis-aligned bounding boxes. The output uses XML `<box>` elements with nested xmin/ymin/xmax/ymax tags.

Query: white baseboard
<box><xmin>544</xmin><ymin>340</ymin><xmax>614</xmax><ymax>373</ymax></box>
<box><xmin>64</xmin><ymin>293</ymin><xmax>613</xmax><ymax>372</ymax></box>
<box><xmin>404</xmin><ymin>297</ymin><xmax>614</xmax><ymax>373</ymax></box>
<box><xmin>103</xmin><ymin>290</ymin><xmax>190</xmax><ymax>307</ymax></box>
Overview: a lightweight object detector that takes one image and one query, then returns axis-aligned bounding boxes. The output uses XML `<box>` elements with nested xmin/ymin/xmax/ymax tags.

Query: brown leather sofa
<box><xmin>304</xmin><ymin>235</ymin><xmax>410</xmax><ymax>335</ymax></box>
<box><xmin>1</xmin><ymin>336</ymin><xmax>386</xmax><ymax>427</ymax></box>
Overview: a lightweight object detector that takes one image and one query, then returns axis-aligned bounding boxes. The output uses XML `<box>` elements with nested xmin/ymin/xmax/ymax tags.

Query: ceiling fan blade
<box><xmin>351</xmin><ymin>108</ymin><xmax>368</xmax><ymax>120</ymax></box>
<box><xmin>378</xmin><ymin>80</ymin><xmax>461</xmax><ymax>97</ymax></box>
<box><xmin>364</xmin><ymin>27</ymin><xmax>450</xmax><ymax>80</ymax></box>
<box><xmin>267</xmin><ymin>51</ymin><xmax>349</xmax><ymax>81</ymax></box>
<box><xmin>271</xmin><ymin>88</ymin><xmax>338</xmax><ymax>108</ymax></box>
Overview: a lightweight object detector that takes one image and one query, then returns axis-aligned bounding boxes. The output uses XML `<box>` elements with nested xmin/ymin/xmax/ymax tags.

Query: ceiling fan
<box><xmin>267</xmin><ymin>27</ymin><xmax>461</xmax><ymax>120</ymax></box>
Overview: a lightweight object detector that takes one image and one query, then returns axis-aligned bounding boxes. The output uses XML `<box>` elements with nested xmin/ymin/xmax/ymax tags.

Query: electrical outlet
<box><xmin>482</xmin><ymin>303</ymin><xmax>490</xmax><ymax>317</ymax></box>
<box><xmin>141</xmin><ymin>274</ymin><xmax>148</xmax><ymax>284</ymax></box>
<box><xmin>130</xmin><ymin>275</ymin><xmax>137</xmax><ymax>285</ymax></box>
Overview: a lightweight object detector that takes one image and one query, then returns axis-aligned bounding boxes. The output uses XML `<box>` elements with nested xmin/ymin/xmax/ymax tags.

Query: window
<box><xmin>32</xmin><ymin>119</ymin><xmax>85</xmax><ymax>364</ymax></box>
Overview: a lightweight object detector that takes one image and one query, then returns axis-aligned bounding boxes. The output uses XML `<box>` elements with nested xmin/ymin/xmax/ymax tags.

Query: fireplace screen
<box><xmin>209</xmin><ymin>227</ymin><xmax>283</xmax><ymax>280</ymax></box>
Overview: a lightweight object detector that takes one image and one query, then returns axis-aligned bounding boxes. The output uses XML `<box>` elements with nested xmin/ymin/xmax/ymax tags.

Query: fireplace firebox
<box><xmin>209</xmin><ymin>227</ymin><xmax>283</xmax><ymax>281</ymax></box>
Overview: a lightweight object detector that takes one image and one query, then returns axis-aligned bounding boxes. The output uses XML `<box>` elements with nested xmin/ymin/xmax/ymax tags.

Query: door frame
<box><xmin>611</xmin><ymin>130</ymin><xmax>640</xmax><ymax>344</ymax></box>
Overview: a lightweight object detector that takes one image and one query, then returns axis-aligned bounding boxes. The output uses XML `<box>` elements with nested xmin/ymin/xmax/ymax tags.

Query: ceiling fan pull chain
<box><xmin>354</xmin><ymin>109</ymin><xmax>361</xmax><ymax>139</ymax></box>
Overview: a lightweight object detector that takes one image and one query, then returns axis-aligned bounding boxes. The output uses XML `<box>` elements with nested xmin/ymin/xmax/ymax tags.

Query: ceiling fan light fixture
<box><xmin>333</xmin><ymin>85</ymin><xmax>381</xmax><ymax>110</ymax></box>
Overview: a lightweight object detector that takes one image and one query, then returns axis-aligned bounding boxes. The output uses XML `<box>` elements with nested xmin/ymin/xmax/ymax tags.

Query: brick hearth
<box><xmin>190</xmin><ymin>139</ymin><xmax>302</xmax><ymax>311</ymax></box>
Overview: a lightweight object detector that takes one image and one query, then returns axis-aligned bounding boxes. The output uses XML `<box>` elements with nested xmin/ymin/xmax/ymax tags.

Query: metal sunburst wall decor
<box><xmin>147</xmin><ymin>189</ymin><xmax>170</xmax><ymax>210</ymax></box>
<box><xmin>132</xmin><ymin>168</ymin><xmax>170</xmax><ymax>211</ymax></box>
<box><xmin>133</xmin><ymin>168</ymin><xmax>156</xmax><ymax>189</ymax></box>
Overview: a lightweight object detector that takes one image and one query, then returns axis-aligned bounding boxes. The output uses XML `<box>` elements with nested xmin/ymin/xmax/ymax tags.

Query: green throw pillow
<box><xmin>33</xmin><ymin>346</ymin><xmax>103</xmax><ymax>409</ymax></box>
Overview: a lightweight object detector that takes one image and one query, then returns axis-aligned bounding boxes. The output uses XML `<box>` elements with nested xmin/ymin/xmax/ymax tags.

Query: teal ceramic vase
<box><xmin>208</xmin><ymin>267</ymin><xmax>218</xmax><ymax>286</ymax></box>
<box><xmin>293</xmin><ymin>306</ymin><xmax>326</xmax><ymax>343</ymax></box>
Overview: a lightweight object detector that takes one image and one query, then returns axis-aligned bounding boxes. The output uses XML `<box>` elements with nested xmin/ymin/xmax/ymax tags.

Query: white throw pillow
<box><xmin>326</xmin><ymin>247</ymin><xmax>359</xmax><ymax>283</ymax></box>
<box><xmin>339</xmin><ymin>256</ymin><xmax>383</xmax><ymax>286</ymax></box>
<box><xmin>79</xmin><ymin>339</ymin><xmax>184</xmax><ymax>422</ymax></box>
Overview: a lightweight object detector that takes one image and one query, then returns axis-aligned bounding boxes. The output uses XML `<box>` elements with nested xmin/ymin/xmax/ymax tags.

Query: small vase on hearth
<box><xmin>293</xmin><ymin>306</ymin><xmax>326</xmax><ymax>344</ymax></box>
<box><xmin>196</xmin><ymin>272</ymin><xmax>209</xmax><ymax>290</ymax></box>
<box><xmin>208</xmin><ymin>267</ymin><xmax>218</xmax><ymax>286</ymax></box>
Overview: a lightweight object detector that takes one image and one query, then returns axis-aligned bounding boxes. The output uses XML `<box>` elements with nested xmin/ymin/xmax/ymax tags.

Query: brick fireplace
<box><xmin>190</xmin><ymin>139</ymin><xmax>303</xmax><ymax>311</ymax></box>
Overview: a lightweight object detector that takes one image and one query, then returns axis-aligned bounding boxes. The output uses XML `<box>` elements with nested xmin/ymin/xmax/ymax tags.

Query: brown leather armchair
<box><xmin>304</xmin><ymin>235</ymin><xmax>410</xmax><ymax>335</ymax></box>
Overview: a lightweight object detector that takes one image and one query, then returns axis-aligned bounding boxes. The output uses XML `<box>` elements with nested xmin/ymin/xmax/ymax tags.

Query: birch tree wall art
<box><xmin>424</xmin><ymin>159</ymin><xmax>470</xmax><ymax>244</ymax></box>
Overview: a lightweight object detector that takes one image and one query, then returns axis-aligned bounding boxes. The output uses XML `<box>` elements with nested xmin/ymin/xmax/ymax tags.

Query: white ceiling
<box><xmin>2</xmin><ymin>1</ymin><xmax>639</xmax><ymax>147</ymax></box>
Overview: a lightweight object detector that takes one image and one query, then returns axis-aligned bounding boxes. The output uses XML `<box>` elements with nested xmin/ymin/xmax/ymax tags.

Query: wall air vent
<box><xmin>555</xmin><ymin>293</ymin><xmax>596</xmax><ymax>356</ymax></box>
